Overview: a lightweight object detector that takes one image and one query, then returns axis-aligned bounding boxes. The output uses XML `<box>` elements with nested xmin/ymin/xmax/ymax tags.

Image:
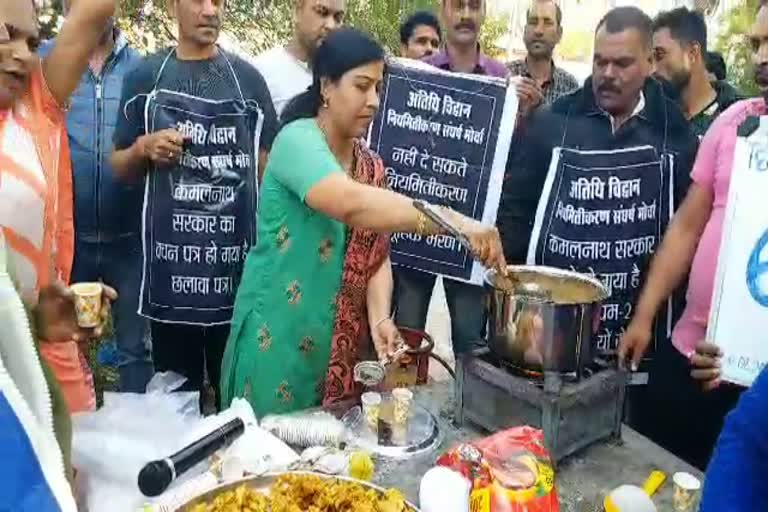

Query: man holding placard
<box><xmin>620</xmin><ymin>0</ymin><xmax>768</xmax><ymax>469</ymax></box>
<box><xmin>110</xmin><ymin>0</ymin><xmax>278</xmax><ymax>410</ymax></box>
<box><xmin>394</xmin><ymin>0</ymin><xmax>513</xmax><ymax>356</ymax></box>
<box><xmin>498</xmin><ymin>5</ymin><xmax>698</xmax><ymax>355</ymax></box>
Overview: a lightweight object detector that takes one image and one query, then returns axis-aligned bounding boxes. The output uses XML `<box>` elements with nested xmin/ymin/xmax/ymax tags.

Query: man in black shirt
<box><xmin>110</xmin><ymin>0</ymin><xmax>278</xmax><ymax>409</ymax></box>
<box><xmin>498</xmin><ymin>7</ymin><xmax>697</xmax><ymax>265</ymax></box>
<box><xmin>497</xmin><ymin>7</ymin><xmax>698</xmax><ymax>379</ymax></box>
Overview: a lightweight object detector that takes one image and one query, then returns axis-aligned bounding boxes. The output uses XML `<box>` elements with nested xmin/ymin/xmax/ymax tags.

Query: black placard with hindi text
<box><xmin>369</xmin><ymin>60</ymin><xmax>516</xmax><ymax>284</ymax></box>
<box><xmin>140</xmin><ymin>90</ymin><xmax>260</xmax><ymax>325</ymax></box>
<box><xmin>527</xmin><ymin>146</ymin><xmax>673</xmax><ymax>355</ymax></box>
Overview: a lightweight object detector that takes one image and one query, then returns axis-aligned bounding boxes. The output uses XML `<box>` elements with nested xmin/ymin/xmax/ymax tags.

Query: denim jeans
<box><xmin>72</xmin><ymin>235</ymin><xmax>153</xmax><ymax>393</ymax></box>
<box><xmin>393</xmin><ymin>268</ymin><xmax>486</xmax><ymax>355</ymax></box>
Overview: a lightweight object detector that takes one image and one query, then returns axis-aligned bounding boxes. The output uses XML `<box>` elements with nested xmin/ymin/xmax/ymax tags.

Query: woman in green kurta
<box><xmin>220</xmin><ymin>29</ymin><xmax>507</xmax><ymax>417</ymax></box>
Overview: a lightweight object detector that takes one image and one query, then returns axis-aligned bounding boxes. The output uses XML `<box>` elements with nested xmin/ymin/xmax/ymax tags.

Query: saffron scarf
<box><xmin>322</xmin><ymin>141</ymin><xmax>390</xmax><ymax>407</ymax></box>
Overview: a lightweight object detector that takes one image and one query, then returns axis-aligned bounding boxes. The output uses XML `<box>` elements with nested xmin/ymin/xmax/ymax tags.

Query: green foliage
<box><xmin>715</xmin><ymin>0</ymin><xmax>760</xmax><ymax>97</ymax></box>
<box><xmin>40</xmin><ymin>0</ymin><xmax>432</xmax><ymax>54</ymax></box>
<box><xmin>345</xmin><ymin>0</ymin><xmax>439</xmax><ymax>55</ymax></box>
<box><xmin>478</xmin><ymin>14</ymin><xmax>507</xmax><ymax>59</ymax></box>
<box><xmin>39</xmin><ymin>0</ymin><xmax>507</xmax><ymax>60</ymax></box>
<box><xmin>557</xmin><ymin>30</ymin><xmax>592</xmax><ymax>61</ymax></box>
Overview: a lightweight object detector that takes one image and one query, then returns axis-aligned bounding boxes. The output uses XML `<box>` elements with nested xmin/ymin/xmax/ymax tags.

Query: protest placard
<box><xmin>527</xmin><ymin>146</ymin><xmax>674</xmax><ymax>356</ymax></box>
<box><xmin>708</xmin><ymin>117</ymin><xmax>768</xmax><ymax>386</ymax></box>
<box><xmin>139</xmin><ymin>90</ymin><xmax>262</xmax><ymax>325</ymax></box>
<box><xmin>369</xmin><ymin>58</ymin><xmax>517</xmax><ymax>284</ymax></box>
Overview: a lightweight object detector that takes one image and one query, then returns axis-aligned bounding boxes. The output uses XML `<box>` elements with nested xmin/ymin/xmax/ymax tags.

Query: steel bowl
<box><xmin>484</xmin><ymin>265</ymin><xmax>609</xmax><ymax>379</ymax></box>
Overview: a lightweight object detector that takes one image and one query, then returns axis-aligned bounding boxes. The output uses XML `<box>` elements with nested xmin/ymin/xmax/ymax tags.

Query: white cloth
<box><xmin>252</xmin><ymin>46</ymin><xmax>312</xmax><ymax>117</ymax></box>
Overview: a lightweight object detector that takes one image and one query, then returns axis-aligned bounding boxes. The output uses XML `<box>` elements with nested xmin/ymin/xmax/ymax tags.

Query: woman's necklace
<box><xmin>316</xmin><ymin>117</ymin><xmax>355</xmax><ymax>175</ymax></box>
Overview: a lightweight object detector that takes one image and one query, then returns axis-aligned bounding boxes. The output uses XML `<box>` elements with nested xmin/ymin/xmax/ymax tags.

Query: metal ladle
<box><xmin>412</xmin><ymin>200</ymin><xmax>519</xmax><ymax>291</ymax></box>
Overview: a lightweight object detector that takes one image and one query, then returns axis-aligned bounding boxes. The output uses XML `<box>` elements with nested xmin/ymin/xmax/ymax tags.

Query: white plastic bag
<box><xmin>72</xmin><ymin>372</ymin><xmax>202</xmax><ymax>511</ymax></box>
<box><xmin>147</xmin><ymin>398</ymin><xmax>301</xmax><ymax>511</ymax></box>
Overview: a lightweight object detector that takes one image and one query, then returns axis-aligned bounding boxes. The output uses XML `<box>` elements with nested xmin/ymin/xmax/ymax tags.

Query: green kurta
<box><xmin>220</xmin><ymin>119</ymin><xmax>347</xmax><ymax>417</ymax></box>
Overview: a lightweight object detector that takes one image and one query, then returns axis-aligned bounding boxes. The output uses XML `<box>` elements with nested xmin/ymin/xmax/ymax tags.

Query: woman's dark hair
<box><xmin>281</xmin><ymin>28</ymin><xmax>386</xmax><ymax>126</ymax></box>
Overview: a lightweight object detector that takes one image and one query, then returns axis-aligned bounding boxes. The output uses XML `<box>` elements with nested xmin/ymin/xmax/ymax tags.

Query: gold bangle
<box><xmin>416</xmin><ymin>211</ymin><xmax>428</xmax><ymax>236</ymax></box>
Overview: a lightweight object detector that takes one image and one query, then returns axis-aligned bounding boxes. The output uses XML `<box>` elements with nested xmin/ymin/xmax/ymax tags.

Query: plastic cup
<box><xmin>70</xmin><ymin>282</ymin><xmax>102</xmax><ymax>328</ymax></box>
<box><xmin>361</xmin><ymin>392</ymin><xmax>382</xmax><ymax>430</ymax></box>
<box><xmin>672</xmin><ymin>472</ymin><xmax>701</xmax><ymax>512</ymax></box>
<box><xmin>392</xmin><ymin>387</ymin><xmax>413</xmax><ymax>424</ymax></box>
<box><xmin>392</xmin><ymin>423</ymin><xmax>408</xmax><ymax>446</ymax></box>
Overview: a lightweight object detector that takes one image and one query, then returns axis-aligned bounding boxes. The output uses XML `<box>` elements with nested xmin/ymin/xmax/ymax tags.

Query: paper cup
<box><xmin>70</xmin><ymin>282</ymin><xmax>102</xmax><ymax>328</ymax></box>
<box><xmin>672</xmin><ymin>472</ymin><xmax>701</xmax><ymax>512</ymax></box>
<box><xmin>361</xmin><ymin>392</ymin><xmax>382</xmax><ymax>429</ymax></box>
<box><xmin>392</xmin><ymin>387</ymin><xmax>413</xmax><ymax>424</ymax></box>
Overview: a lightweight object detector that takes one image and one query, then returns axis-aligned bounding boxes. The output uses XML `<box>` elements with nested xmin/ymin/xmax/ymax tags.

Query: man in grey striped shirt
<box><xmin>507</xmin><ymin>0</ymin><xmax>579</xmax><ymax>107</ymax></box>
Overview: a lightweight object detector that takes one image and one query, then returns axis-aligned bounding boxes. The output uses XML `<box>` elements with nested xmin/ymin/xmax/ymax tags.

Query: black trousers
<box><xmin>629</xmin><ymin>337</ymin><xmax>743</xmax><ymax>471</ymax></box>
<box><xmin>150</xmin><ymin>322</ymin><xmax>230</xmax><ymax>410</ymax></box>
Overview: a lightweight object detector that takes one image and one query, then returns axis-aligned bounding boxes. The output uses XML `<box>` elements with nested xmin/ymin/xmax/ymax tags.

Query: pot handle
<box><xmin>429</xmin><ymin>353</ymin><xmax>457</xmax><ymax>380</ymax></box>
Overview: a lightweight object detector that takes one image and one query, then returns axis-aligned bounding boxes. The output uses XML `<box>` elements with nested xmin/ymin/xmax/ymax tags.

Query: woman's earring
<box><xmin>322</xmin><ymin>96</ymin><xmax>329</xmax><ymax>109</ymax></box>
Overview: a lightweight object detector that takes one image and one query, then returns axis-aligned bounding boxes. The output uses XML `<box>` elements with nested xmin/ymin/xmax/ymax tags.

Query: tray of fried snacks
<box><xmin>179</xmin><ymin>471</ymin><xmax>420</xmax><ymax>511</ymax></box>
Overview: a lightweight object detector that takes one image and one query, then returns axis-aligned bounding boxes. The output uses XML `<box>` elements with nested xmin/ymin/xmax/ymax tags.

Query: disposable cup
<box><xmin>672</xmin><ymin>472</ymin><xmax>701</xmax><ymax>512</ymax></box>
<box><xmin>70</xmin><ymin>282</ymin><xmax>102</xmax><ymax>328</ymax></box>
<box><xmin>392</xmin><ymin>388</ymin><xmax>413</xmax><ymax>424</ymax></box>
<box><xmin>361</xmin><ymin>392</ymin><xmax>382</xmax><ymax>430</ymax></box>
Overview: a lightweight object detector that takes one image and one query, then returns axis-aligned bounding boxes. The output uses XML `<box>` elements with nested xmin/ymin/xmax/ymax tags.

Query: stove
<box><xmin>455</xmin><ymin>348</ymin><xmax>626</xmax><ymax>466</ymax></box>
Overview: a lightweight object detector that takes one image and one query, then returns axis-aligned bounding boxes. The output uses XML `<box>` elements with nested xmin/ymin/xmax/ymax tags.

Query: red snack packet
<box><xmin>436</xmin><ymin>426</ymin><xmax>559</xmax><ymax>512</ymax></box>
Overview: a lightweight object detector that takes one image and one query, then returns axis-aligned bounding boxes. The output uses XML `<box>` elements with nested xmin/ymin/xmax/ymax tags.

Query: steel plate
<box><xmin>176</xmin><ymin>470</ymin><xmax>421</xmax><ymax>511</ymax></box>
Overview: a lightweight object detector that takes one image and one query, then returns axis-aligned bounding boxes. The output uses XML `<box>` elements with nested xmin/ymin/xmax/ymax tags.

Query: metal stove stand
<box><xmin>455</xmin><ymin>348</ymin><xmax>626</xmax><ymax>466</ymax></box>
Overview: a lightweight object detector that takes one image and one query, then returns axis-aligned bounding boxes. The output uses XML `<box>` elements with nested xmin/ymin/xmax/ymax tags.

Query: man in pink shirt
<box><xmin>619</xmin><ymin>0</ymin><xmax>768</xmax><ymax>469</ymax></box>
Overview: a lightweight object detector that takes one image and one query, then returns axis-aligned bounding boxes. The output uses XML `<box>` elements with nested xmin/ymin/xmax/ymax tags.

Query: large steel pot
<box><xmin>485</xmin><ymin>265</ymin><xmax>609</xmax><ymax>379</ymax></box>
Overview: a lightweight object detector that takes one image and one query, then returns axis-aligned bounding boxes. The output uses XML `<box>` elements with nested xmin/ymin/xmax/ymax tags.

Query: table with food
<box><xmin>70</xmin><ymin>266</ymin><xmax>704</xmax><ymax>512</ymax></box>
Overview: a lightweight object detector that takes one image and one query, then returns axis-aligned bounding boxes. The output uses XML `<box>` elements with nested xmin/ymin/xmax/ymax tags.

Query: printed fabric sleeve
<box><xmin>267</xmin><ymin>121</ymin><xmax>342</xmax><ymax>201</ymax></box>
<box><xmin>113</xmin><ymin>58</ymin><xmax>156</xmax><ymax>151</ymax></box>
<box><xmin>701</xmin><ymin>369</ymin><xmax>768</xmax><ymax>511</ymax></box>
<box><xmin>690</xmin><ymin>113</ymin><xmax>724</xmax><ymax>193</ymax></box>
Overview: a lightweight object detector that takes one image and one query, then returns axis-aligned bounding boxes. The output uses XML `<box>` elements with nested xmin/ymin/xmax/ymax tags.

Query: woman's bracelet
<box><xmin>415</xmin><ymin>210</ymin><xmax>429</xmax><ymax>236</ymax></box>
<box><xmin>372</xmin><ymin>316</ymin><xmax>392</xmax><ymax>329</ymax></box>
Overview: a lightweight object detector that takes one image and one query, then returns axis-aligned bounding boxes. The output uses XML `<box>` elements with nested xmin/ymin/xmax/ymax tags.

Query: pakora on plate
<box><xmin>185</xmin><ymin>473</ymin><xmax>412</xmax><ymax>512</ymax></box>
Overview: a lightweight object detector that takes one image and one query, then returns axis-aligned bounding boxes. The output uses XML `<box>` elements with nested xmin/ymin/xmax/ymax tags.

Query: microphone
<box><xmin>138</xmin><ymin>417</ymin><xmax>245</xmax><ymax>497</ymax></box>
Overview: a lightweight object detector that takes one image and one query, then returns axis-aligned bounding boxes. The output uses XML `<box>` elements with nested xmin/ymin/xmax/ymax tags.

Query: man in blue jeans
<box><xmin>41</xmin><ymin>8</ymin><xmax>151</xmax><ymax>393</ymax></box>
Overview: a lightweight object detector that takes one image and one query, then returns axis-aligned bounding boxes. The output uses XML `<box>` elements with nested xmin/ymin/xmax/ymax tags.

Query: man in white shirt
<box><xmin>253</xmin><ymin>0</ymin><xmax>346</xmax><ymax>116</ymax></box>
